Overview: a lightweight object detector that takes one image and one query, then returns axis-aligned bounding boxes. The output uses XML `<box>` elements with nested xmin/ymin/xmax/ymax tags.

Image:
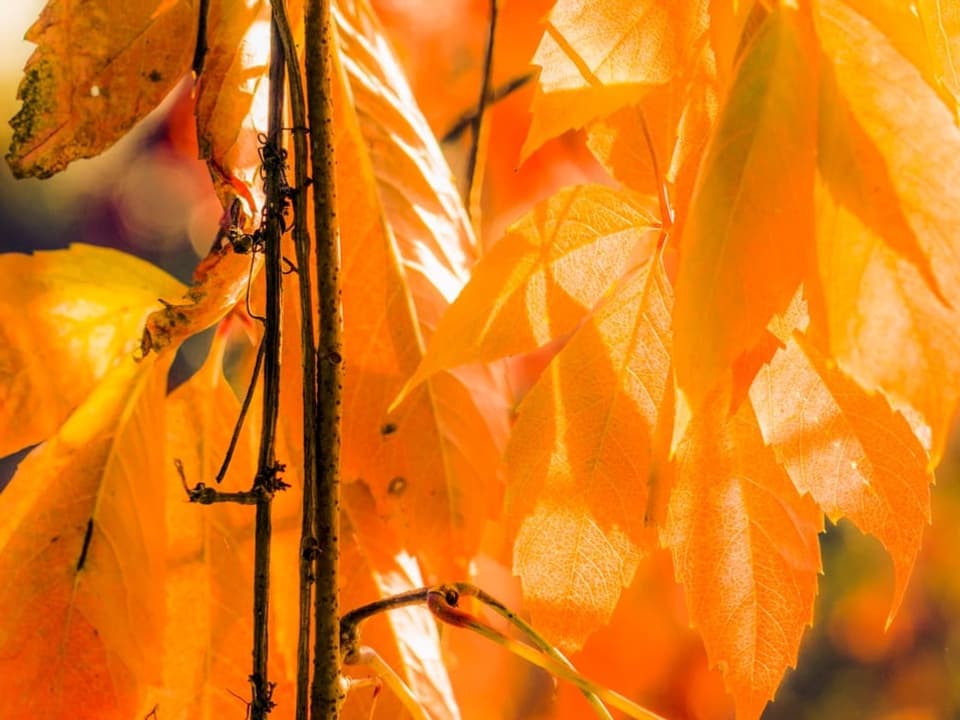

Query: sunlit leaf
<box><xmin>524</xmin><ymin>0</ymin><xmax>708</xmax><ymax>158</ymax></box>
<box><xmin>809</xmin><ymin>0</ymin><xmax>960</xmax><ymax>462</ymax></box>
<box><xmin>0</xmin><ymin>244</ymin><xmax>183</xmax><ymax>458</ymax></box>
<box><xmin>507</xmin><ymin>255</ymin><xmax>672</xmax><ymax>650</ymax></box>
<box><xmin>750</xmin><ymin>333</ymin><xmax>932</xmax><ymax>622</ymax></box>
<box><xmin>664</xmin><ymin>391</ymin><xmax>823</xmax><ymax>720</ymax></box>
<box><xmin>0</xmin><ymin>355</ymin><xmax>170</xmax><ymax>719</ymax></box>
<box><xmin>673</xmin><ymin>3</ymin><xmax>819</xmax><ymax>419</ymax></box>
<box><xmin>402</xmin><ymin>185</ymin><xmax>659</xmax><ymax>394</ymax></box>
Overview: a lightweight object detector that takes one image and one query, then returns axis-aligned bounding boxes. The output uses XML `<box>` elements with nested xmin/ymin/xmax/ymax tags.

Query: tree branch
<box><xmin>304</xmin><ymin>0</ymin><xmax>343</xmax><ymax>718</ymax></box>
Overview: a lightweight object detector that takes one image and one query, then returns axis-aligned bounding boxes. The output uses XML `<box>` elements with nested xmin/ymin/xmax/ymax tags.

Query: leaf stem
<box><xmin>249</xmin><ymin>15</ymin><xmax>288</xmax><ymax>720</ymax></box>
<box><xmin>305</xmin><ymin>1</ymin><xmax>343</xmax><ymax>718</ymax></box>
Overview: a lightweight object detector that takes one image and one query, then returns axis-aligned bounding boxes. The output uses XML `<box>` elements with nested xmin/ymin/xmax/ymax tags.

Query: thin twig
<box><xmin>269</xmin><ymin>2</ymin><xmax>319</xmax><ymax>718</ymax></box>
<box><xmin>442</xmin><ymin>73</ymin><xmax>533</xmax><ymax>143</ymax></box>
<box><xmin>216</xmin><ymin>340</ymin><xmax>265</xmax><ymax>484</ymax></box>
<box><xmin>464</xmin><ymin>0</ymin><xmax>498</xmax><ymax>222</ymax></box>
<box><xmin>305</xmin><ymin>1</ymin><xmax>343</xmax><ymax>718</ymax></box>
<box><xmin>192</xmin><ymin>0</ymin><xmax>211</xmax><ymax>77</ymax></box>
<box><xmin>249</xmin><ymin>16</ymin><xmax>288</xmax><ymax>720</ymax></box>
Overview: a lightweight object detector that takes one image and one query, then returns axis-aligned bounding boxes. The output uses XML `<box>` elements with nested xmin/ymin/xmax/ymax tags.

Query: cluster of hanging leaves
<box><xmin>1</xmin><ymin>0</ymin><xmax>959</xmax><ymax>719</ymax></box>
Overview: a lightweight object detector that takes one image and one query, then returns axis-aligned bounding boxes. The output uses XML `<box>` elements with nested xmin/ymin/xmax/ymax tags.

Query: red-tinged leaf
<box><xmin>0</xmin><ymin>355</ymin><xmax>170</xmax><ymax>719</ymax></box>
<box><xmin>809</xmin><ymin>0</ymin><xmax>960</xmax><ymax>461</ymax></box>
<box><xmin>507</xmin><ymin>255</ymin><xmax>672</xmax><ymax>650</ymax></box>
<box><xmin>334</xmin><ymin>0</ymin><xmax>509</xmax><ymax>579</ymax></box>
<box><xmin>6</xmin><ymin>0</ymin><xmax>194</xmax><ymax>178</ymax></box>
<box><xmin>402</xmin><ymin>185</ymin><xmax>659</xmax><ymax>394</ymax></box>
<box><xmin>0</xmin><ymin>244</ymin><xmax>183</xmax><ymax>457</ymax></box>
<box><xmin>664</xmin><ymin>393</ymin><xmax>823</xmax><ymax>720</ymax></box>
<box><xmin>523</xmin><ymin>0</ymin><xmax>708</xmax><ymax>158</ymax></box>
<box><xmin>750</xmin><ymin>333</ymin><xmax>932</xmax><ymax>622</ymax></box>
<box><xmin>673</xmin><ymin>3</ymin><xmax>819</xmax><ymax>420</ymax></box>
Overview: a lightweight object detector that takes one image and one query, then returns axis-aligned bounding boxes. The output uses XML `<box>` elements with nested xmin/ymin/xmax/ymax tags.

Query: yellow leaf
<box><xmin>750</xmin><ymin>333</ymin><xmax>932</xmax><ymax>623</ymax></box>
<box><xmin>524</xmin><ymin>0</ymin><xmax>708</xmax><ymax>158</ymax></box>
<box><xmin>507</xmin><ymin>255</ymin><xmax>672</xmax><ymax>650</ymax></box>
<box><xmin>673</xmin><ymin>3</ymin><xmax>818</xmax><ymax>418</ymax></box>
<box><xmin>6</xmin><ymin>0</ymin><xmax>194</xmax><ymax>177</ymax></box>
<box><xmin>664</xmin><ymin>391</ymin><xmax>823</xmax><ymax>720</ymax></box>
<box><xmin>0</xmin><ymin>354</ymin><xmax>170</xmax><ymax>719</ymax></box>
<box><xmin>0</xmin><ymin>243</ymin><xmax>183</xmax><ymax>458</ymax></box>
<box><xmin>810</xmin><ymin>0</ymin><xmax>960</xmax><ymax>461</ymax></box>
<box><xmin>402</xmin><ymin>185</ymin><xmax>659</xmax><ymax>395</ymax></box>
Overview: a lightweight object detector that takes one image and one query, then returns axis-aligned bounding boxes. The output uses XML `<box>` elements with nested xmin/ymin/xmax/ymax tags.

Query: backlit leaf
<box><xmin>0</xmin><ymin>243</ymin><xmax>183</xmax><ymax>458</ymax></box>
<box><xmin>664</xmin><ymin>391</ymin><xmax>823</xmax><ymax>720</ymax></box>
<box><xmin>810</xmin><ymin>0</ymin><xmax>960</xmax><ymax>462</ymax></box>
<box><xmin>334</xmin><ymin>0</ymin><xmax>508</xmax><ymax>579</ymax></box>
<box><xmin>750</xmin><ymin>333</ymin><xmax>932</xmax><ymax>621</ymax></box>
<box><xmin>0</xmin><ymin>354</ymin><xmax>170</xmax><ymax>719</ymax></box>
<box><xmin>673</xmin><ymin>3</ymin><xmax>818</xmax><ymax>417</ymax></box>
<box><xmin>507</xmin><ymin>255</ymin><xmax>672</xmax><ymax>650</ymax></box>
<box><xmin>524</xmin><ymin>0</ymin><xmax>708</xmax><ymax>158</ymax></box>
<box><xmin>403</xmin><ymin>185</ymin><xmax>659</xmax><ymax>393</ymax></box>
<box><xmin>6</xmin><ymin>0</ymin><xmax>194</xmax><ymax>178</ymax></box>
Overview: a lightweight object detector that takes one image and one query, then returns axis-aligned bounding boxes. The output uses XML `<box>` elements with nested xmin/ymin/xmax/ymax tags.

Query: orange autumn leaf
<box><xmin>334</xmin><ymin>0</ymin><xmax>508</xmax><ymax>579</ymax></box>
<box><xmin>750</xmin><ymin>332</ymin><xmax>932</xmax><ymax>622</ymax></box>
<box><xmin>0</xmin><ymin>244</ymin><xmax>183</xmax><ymax>458</ymax></box>
<box><xmin>506</xmin><ymin>253</ymin><xmax>672</xmax><ymax>650</ymax></box>
<box><xmin>673</xmin><ymin>2</ymin><xmax>819</xmax><ymax>419</ymax></box>
<box><xmin>664</xmin><ymin>391</ymin><xmax>823</xmax><ymax>720</ymax></box>
<box><xmin>402</xmin><ymin>184</ymin><xmax>659</xmax><ymax>393</ymax></box>
<box><xmin>524</xmin><ymin>0</ymin><xmax>708</xmax><ymax>158</ymax></box>
<box><xmin>6</xmin><ymin>0</ymin><xmax>194</xmax><ymax>178</ymax></box>
<box><xmin>809</xmin><ymin>0</ymin><xmax>960</xmax><ymax>462</ymax></box>
<box><xmin>0</xmin><ymin>355</ymin><xmax>170</xmax><ymax>719</ymax></box>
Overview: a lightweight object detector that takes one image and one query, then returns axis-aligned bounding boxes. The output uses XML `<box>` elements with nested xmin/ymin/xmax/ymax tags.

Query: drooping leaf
<box><xmin>6</xmin><ymin>0</ymin><xmax>194</xmax><ymax>178</ymax></box>
<box><xmin>333</xmin><ymin>0</ymin><xmax>509</xmax><ymax>579</ymax></box>
<box><xmin>750</xmin><ymin>332</ymin><xmax>932</xmax><ymax>622</ymax></box>
<box><xmin>0</xmin><ymin>243</ymin><xmax>183</xmax><ymax>458</ymax></box>
<box><xmin>673</xmin><ymin>3</ymin><xmax>819</xmax><ymax>419</ymax></box>
<box><xmin>523</xmin><ymin>0</ymin><xmax>708</xmax><ymax>158</ymax></box>
<box><xmin>0</xmin><ymin>354</ymin><xmax>170</xmax><ymax>719</ymax></box>
<box><xmin>809</xmin><ymin>0</ymin><xmax>960</xmax><ymax>462</ymax></box>
<box><xmin>664</xmin><ymin>391</ymin><xmax>823</xmax><ymax>720</ymax></box>
<box><xmin>402</xmin><ymin>185</ymin><xmax>659</xmax><ymax>394</ymax></box>
<box><xmin>507</xmin><ymin>254</ymin><xmax>672</xmax><ymax>650</ymax></box>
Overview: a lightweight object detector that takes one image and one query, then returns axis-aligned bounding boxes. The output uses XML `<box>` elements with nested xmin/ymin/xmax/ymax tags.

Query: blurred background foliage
<box><xmin>1</xmin><ymin>1</ymin><xmax>959</xmax><ymax>717</ymax></box>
